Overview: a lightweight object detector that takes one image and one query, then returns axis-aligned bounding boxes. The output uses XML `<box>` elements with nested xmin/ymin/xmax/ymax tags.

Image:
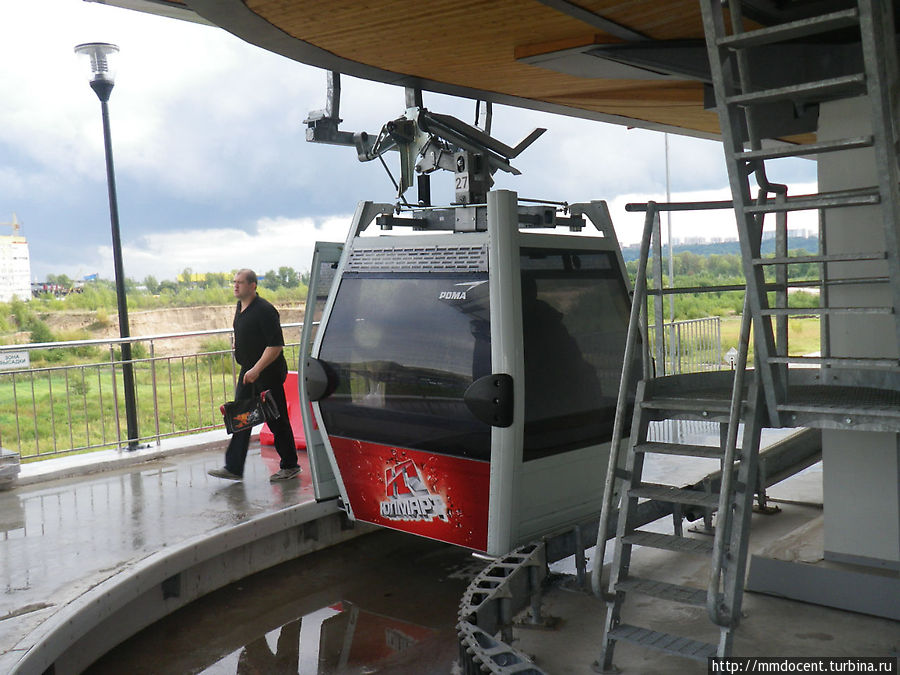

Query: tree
<box><xmin>178</xmin><ymin>268</ymin><xmax>194</xmax><ymax>286</ymax></box>
<box><xmin>205</xmin><ymin>272</ymin><xmax>230</xmax><ymax>288</ymax></box>
<box><xmin>46</xmin><ymin>273</ymin><xmax>73</xmax><ymax>288</ymax></box>
<box><xmin>143</xmin><ymin>275</ymin><xmax>161</xmax><ymax>294</ymax></box>
<box><xmin>262</xmin><ymin>270</ymin><xmax>281</xmax><ymax>290</ymax></box>
<box><xmin>276</xmin><ymin>266</ymin><xmax>300</xmax><ymax>288</ymax></box>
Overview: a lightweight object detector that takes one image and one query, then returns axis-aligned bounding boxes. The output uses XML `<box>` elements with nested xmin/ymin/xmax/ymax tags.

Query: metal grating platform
<box><xmin>622</xmin><ymin>530</ymin><xmax>715</xmax><ymax>555</ymax></box>
<box><xmin>785</xmin><ymin>384</ymin><xmax>900</xmax><ymax>411</ymax></box>
<box><xmin>629</xmin><ymin>484</ymin><xmax>720</xmax><ymax>508</ymax></box>
<box><xmin>780</xmin><ymin>384</ymin><xmax>900</xmax><ymax>431</ymax></box>
<box><xmin>616</xmin><ymin>578</ymin><xmax>708</xmax><ymax>606</ymax></box>
<box><xmin>607</xmin><ymin>624</ymin><xmax>717</xmax><ymax>660</ymax></box>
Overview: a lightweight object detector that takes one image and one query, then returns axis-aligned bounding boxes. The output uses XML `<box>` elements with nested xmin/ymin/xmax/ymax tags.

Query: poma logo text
<box><xmin>380</xmin><ymin>459</ymin><xmax>448</xmax><ymax>522</ymax></box>
<box><xmin>439</xmin><ymin>290</ymin><xmax>467</xmax><ymax>300</ymax></box>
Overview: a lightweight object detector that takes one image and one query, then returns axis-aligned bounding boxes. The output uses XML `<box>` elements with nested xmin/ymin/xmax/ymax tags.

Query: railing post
<box><xmin>150</xmin><ymin>340</ymin><xmax>160</xmax><ymax>444</ymax></box>
<box><xmin>109</xmin><ymin>344</ymin><xmax>122</xmax><ymax>449</ymax></box>
<box><xmin>716</xmin><ymin>317</ymin><xmax>722</xmax><ymax>370</ymax></box>
<box><xmin>652</xmin><ymin>209</ymin><xmax>666</xmax><ymax>376</ymax></box>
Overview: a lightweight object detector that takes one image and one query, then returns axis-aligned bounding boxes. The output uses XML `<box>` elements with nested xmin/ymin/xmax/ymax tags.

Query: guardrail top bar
<box><xmin>0</xmin><ymin>323</ymin><xmax>306</xmax><ymax>352</ymax></box>
<box><xmin>626</xmin><ymin>200</ymin><xmax>735</xmax><ymax>212</ymax></box>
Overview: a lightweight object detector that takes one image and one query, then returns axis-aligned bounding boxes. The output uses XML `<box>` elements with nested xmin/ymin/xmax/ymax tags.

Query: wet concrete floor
<box><xmin>4</xmin><ymin>426</ymin><xmax>897</xmax><ymax>674</ymax></box>
<box><xmin>0</xmin><ymin>437</ymin><xmax>319</xmax><ymax>670</ymax></box>
<box><xmin>86</xmin><ymin>529</ymin><xmax>480</xmax><ymax>674</ymax></box>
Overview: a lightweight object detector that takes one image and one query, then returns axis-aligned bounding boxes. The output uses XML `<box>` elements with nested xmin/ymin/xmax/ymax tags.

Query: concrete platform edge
<box><xmin>6</xmin><ymin>497</ymin><xmax>377</xmax><ymax>675</ymax></box>
<box><xmin>745</xmin><ymin>554</ymin><xmax>900</xmax><ymax>621</ymax></box>
<box><xmin>13</xmin><ymin>429</ymin><xmax>235</xmax><ymax>487</ymax></box>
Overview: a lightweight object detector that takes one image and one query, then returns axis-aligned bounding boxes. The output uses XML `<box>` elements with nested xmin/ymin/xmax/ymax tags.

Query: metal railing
<box><xmin>1</xmin><ymin>312</ymin><xmax>728</xmax><ymax>463</ymax></box>
<box><xmin>649</xmin><ymin>316</ymin><xmax>723</xmax><ymax>375</ymax></box>
<box><xmin>0</xmin><ymin>324</ymin><xmax>302</xmax><ymax>460</ymax></box>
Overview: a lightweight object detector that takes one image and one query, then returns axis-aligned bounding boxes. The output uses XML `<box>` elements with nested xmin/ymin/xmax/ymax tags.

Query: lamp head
<box><xmin>75</xmin><ymin>43</ymin><xmax>119</xmax><ymax>99</ymax></box>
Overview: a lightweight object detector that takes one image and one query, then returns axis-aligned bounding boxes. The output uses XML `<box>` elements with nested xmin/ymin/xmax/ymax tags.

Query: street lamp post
<box><xmin>75</xmin><ymin>42</ymin><xmax>139</xmax><ymax>451</ymax></box>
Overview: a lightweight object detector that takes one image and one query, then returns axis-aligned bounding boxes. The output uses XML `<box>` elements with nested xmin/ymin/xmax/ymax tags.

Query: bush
<box><xmin>131</xmin><ymin>342</ymin><xmax>149</xmax><ymax>360</ymax></box>
<box><xmin>93</xmin><ymin>308</ymin><xmax>112</xmax><ymax>329</ymax></box>
<box><xmin>9</xmin><ymin>298</ymin><xmax>32</xmax><ymax>328</ymax></box>
<box><xmin>69</xmin><ymin>378</ymin><xmax>91</xmax><ymax>397</ymax></box>
<box><xmin>56</xmin><ymin>330</ymin><xmax>101</xmax><ymax>360</ymax></box>
<box><xmin>29</xmin><ymin>318</ymin><xmax>55</xmax><ymax>345</ymax></box>
<box><xmin>200</xmin><ymin>338</ymin><xmax>235</xmax><ymax>375</ymax></box>
<box><xmin>114</xmin><ymin>342</ymin><xmax>149</xmax><ymax>361</ymax></box>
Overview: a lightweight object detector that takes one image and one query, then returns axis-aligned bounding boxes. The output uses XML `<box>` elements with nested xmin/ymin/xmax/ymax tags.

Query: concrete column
<box><xmin>816</xmin><ymin>96</ymin><xmax>900</xmax><ymax>570</ymax></box>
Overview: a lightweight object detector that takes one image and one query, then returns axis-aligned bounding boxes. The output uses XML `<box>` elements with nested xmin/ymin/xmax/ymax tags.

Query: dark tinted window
<box><xmin>305</xmin><ymin>259</ymin><xmax>338</xmax><ymax>358</ymax></box>
<box><xmin>318</xmin><ymin>272</ymin><xmax>492</xmax><ymax>460</ymax></box>
<box><xmin>521</xmin><ymin>248</ymin><xmax>639</xmax><ymax>460</ymax></box>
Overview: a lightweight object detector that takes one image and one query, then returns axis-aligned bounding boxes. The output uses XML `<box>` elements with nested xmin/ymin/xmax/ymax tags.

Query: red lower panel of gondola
<box><xmin>328</xmin><ymin>436</ymin><xmax>490</xmax><ymax>552</ymax></box>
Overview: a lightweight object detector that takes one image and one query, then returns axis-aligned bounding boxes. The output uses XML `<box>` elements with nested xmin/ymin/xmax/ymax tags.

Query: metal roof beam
<box><xmin>532</xmin><ymin>0</ymin><xmax>649</xmax><ymax>41</ymax></box>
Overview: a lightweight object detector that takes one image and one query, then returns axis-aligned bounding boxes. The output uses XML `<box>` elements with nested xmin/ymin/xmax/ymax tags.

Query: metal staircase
<box><xmin>700</xmin><ymin>0</ymin><xmax>900</xmax><ymax>431</ymax></box>
<box><xmin>593</xmin><ymin>201</ymin><xmax>768</xmax><ymax>668</ymax></box>
<box><xmin>594</xmin><ymin>1</ymin><xmax>900</xmax><ymax>669</ymax></box>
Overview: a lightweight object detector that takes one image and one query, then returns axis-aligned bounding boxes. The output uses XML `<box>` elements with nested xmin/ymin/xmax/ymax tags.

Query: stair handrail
<box><xmin>706</xmin><ymin>185</ymin><xmax>782</xmax><ymax>626</ymax></box>
<box><xmin>706</xmin><ymin>292</ymin><xmax>752</xmax><ymax>626</ymax></box>
<box><xmin>591</xmin><ymin>202</ymin><xmax>657</xmax><ymax>598</ymax></box>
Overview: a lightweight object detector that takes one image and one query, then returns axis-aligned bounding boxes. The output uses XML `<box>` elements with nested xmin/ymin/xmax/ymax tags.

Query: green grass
<box><xmin>1</xmin><ymin>354</ymin><xmax>237</xmax><ymax>458</ymax></box>
<box><xmin>2</xmin><ymin>342</ymin><xmax>304</xmax><ymax>460</ymax></box>
<box><xmin>720</xmin><ymin>316</ymin><xmax>821</xmax><ymax>360</ymax></box>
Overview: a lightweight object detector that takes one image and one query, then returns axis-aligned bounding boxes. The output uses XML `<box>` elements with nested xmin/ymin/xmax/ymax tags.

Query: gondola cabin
<box><xmin>302</xmin><ymin>190</ymin><xmax>640</xmax><ymax>556</ymax></box>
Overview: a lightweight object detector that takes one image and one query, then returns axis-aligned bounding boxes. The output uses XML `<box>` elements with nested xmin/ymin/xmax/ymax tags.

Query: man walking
<box><xmin>209</xmin><ymin>269</ymin><xmax>302</xmax><ymax>482</ymax></box>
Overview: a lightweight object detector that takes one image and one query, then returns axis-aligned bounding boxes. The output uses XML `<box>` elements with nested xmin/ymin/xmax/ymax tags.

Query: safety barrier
<box><xmin>648</xmin><ymin>316</ymin><xmax>724</xmax><ymax>375</ymax></box>
<box><xmin>0</xmin><ymin>325</ymin><xmax>301</xmax><ymax>460</ymax></box>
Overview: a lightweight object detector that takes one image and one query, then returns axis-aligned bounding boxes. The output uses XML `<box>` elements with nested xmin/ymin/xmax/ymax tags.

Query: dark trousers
<box><xmin>224</xmin><ymin>370</ymin><xmax>299</xmax><ymax>476</ymax></box>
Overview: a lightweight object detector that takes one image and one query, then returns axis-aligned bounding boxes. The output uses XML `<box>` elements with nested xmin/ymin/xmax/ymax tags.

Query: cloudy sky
<box><xmin>1</xmin><ymin>0</ymin><xmax>818</xmax><ymax>283</ymax></box>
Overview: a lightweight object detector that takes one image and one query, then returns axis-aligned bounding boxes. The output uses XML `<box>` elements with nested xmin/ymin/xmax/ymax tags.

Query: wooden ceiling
<box><xmin>109</xmin><ymin>0</ymin><xmax>846</xmax><ymax>140</ymax></box>
<box><xmin>245</xmin><ymin>0</ymin><xmax>717</xmax><ymax>134</ymax></box>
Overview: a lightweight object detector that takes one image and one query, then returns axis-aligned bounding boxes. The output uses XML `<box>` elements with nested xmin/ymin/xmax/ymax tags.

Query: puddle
<box><xmin>86</xmin><ymin>529</ymin><xmax>478</xmax><ymax>674</ymax></box>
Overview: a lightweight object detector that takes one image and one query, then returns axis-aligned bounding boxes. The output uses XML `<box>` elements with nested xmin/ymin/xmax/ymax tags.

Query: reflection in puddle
<box><xmin>87</xmin><ymin>530</ymin><xmax>475</xmax><ymax>674</ymax></box>
<box><xmin>199</xmin><ymin>602</ymin><xmax>438</xmax><ymax>674</ymax></box>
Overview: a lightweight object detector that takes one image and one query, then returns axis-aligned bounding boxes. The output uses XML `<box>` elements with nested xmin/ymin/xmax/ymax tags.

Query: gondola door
<box><xmin>309</xmin><ymin>228</ymin><xmax>497</xmax><ymax>552</ymax></box>
<box><xmin>299</xmin><ymin>241</ymin><xmax>343</xmax><ymax>501</ymax></box>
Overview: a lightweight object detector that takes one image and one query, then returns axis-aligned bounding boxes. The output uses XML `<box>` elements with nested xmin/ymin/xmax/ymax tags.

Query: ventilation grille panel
<box><xmin>347</xmin><ymin>245</ymin><xmax>488</xmax><ymax>273</ymax></box>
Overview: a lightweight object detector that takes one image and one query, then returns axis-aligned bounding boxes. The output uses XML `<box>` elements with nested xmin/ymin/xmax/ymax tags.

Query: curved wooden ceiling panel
<box><xmin>181</xmin><ymin>0</ymin><xmax>722</xmax><ymax>138</ymax></box>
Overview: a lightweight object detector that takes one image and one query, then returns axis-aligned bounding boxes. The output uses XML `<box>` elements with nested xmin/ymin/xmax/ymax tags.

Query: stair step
<box><xmin>752</xmin><ymin>251</ymin><xmax>887</xmax><ymax>265</ymax></box>
<box><xmin>744</xmin><ymin>188</ymin><xmax>881</xmax><ymax>214</ymax></box>
<box><xmin>738</xmin><ymin>135</ymin><xmax>873</xmax><ymax>162</ymax></box>
<box><xmin>622</xmin><ymin>530</ymin><xmax>714</xmax><ymax>555</ymax></box>
<box><xmin>630</xmin><ymin>484</ymin><xmax>720</xmax><ymax>508</ymax></box>
<box><xmin>769</xmin><ymin>355</ymin><xmax>900</xmax><ymax>369</ymax></box>
<box><xmin>616</xmin><ymin>577</ymin><xmax>707</xmax><ymax>606</ymax></box>
<box><xmin>641</xmin><ymin>397</ymin><xmax>733</xmax><ymax>415</ymax></box>
<box><xmin>761</xmin><ymin>306</ymin><xmax>894</xmax><ymax>316</ymax></box>
<box><xmin>726</xmin><ymin>73</ymin><xmax>867</xmax><ymax>106</ymax></box>
<box><xmin>607</xmin><ymin>624</ymin><xmax>717</xmax><ymax>661</ymax></box>
<box><xmin>718</xmin><ymin>8</ymin><xmax>860</xmax><ymax>49</ymax></box>
<box><xmin>635</xmin><ymin>441</ymin><xmax>724</xmax><ymax>459</ymax></box>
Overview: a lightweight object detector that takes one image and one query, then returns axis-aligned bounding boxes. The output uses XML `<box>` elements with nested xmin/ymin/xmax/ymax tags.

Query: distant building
<box><xmin>0</xmin><ymin>214</ymin><xmax>32</xmax><ymax>303</ymax></box>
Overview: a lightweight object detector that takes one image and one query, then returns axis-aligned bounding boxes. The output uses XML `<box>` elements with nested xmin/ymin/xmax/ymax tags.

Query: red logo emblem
<box><xmin>380</xmin><ymin>460</ymin><xmax>447</xmax><ymax>522</ymax></box>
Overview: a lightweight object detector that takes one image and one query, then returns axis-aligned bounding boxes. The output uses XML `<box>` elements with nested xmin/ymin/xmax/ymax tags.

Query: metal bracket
<box><xmin>304</xmin><ymin>71</ymin><xmax>546</xmax><ymax>204</ymax></box>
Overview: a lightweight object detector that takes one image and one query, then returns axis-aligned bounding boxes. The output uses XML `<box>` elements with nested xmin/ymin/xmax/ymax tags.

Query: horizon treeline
<box><xmin>3</xmin><ymin>253</ymin><xmax>821</xmax><ymax>342</ymax></box>
<box><xmin>1</xmin><ymin>266</ymin><xmax>310</xmax><ymax>340</ymax></box>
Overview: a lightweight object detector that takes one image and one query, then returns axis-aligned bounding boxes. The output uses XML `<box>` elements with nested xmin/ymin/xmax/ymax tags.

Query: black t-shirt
<box><xmin>233</xmin><ymin>295</ymin><xmax>288</xmax><ymax>384</ymax></box>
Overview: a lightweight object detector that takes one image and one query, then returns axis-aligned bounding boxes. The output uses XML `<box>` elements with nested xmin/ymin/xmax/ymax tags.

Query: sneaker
<box><xmin>269</xmin><ymin>466</ymin><xmax>302</xmax><ymax>482</ymax></box>
<box><xmin>208</xmin><ymin>467</ymin><xmax>242</xmax><ymax>481</ymax></box>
